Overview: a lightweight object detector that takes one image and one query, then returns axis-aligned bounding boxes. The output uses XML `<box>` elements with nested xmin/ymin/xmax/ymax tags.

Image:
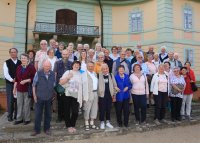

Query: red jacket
<box><xmin>183</xmin><ymin>69</ymin><xmax>196</xmax><ymax>95</ymax></box>
<box><xmin>15</xmin><ymin>64</ymin><xmax>36</xmax><ymax>92</ymax></box>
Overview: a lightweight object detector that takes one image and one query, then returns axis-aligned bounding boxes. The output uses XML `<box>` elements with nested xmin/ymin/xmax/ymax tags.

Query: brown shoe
<box><xmin>30</xmin><ymin>132</ymin><xmax>40</xmax><ymax>136</ymax></box>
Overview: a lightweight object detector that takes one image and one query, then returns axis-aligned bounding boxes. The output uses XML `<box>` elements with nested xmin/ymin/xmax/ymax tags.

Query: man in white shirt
<box><xmin>3</xmin><ymin>48</ymin><xmax>21</xmax><ymax>121</ymax></box>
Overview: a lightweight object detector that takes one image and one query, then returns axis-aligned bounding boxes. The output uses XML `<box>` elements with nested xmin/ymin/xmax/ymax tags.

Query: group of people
<box><xmin>3</xmin><ymin>38</ymin><xmax>196</xmax><ymax>136</ymax></box>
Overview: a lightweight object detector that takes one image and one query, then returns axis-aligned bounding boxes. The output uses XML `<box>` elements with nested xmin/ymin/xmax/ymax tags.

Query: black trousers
<box><xmin>63</xmin><ymin>96</ymin><xmax>79</xmax><ymax>128</ymax></box>
<box><xmin>132</xmin><ymin>94</ymin><xmax>147</xmax><ymax>123</ymax></box>
<box><xmin>6</xmin><ymin>82</ymin><xmax>17</xmax><ymax>119</ymax></box>
<box><xmin>154</xmin><ymin>92</ymin><xmax>168</xmax><ymax>120</ymax></box>
<box><xmin>115</xmin><ymin>99</ymin><xmax>130</xmax><ymax>126</ymax></box>
<box><xmin>99</xmin><ymin>96</ymin><xmax>112</xmax><ymax>122</ymax></box>
<box><xmin>170</xmin><ymin>97</ymin><xmax>182</xmax><ymax>121</ymax></box>
<box><xmin>57</xmin><ymin>94</ymin><xmax>64</xmax><ymax>120</ymax></box>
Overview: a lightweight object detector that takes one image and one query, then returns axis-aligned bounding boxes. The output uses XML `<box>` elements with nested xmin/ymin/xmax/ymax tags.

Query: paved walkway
<box><xmin>65</xmin><ymin>124</ymin><xmax>200</xmax><ymax>143</ymax></box>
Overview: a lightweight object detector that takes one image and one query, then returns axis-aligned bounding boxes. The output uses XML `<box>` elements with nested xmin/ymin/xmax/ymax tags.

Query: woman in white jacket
<box><xmin>151</xmin><ymin>64</ymin><xmax>169</xmax><ymax>125</ymax></box>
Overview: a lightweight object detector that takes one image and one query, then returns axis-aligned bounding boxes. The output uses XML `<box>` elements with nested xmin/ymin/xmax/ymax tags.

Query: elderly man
<box><xmin>34</xmin><ymin>40</ymin><xmax>48</xmax><ymax>71</ymax></box>
<box><xmin>48</xmin><ymin>38</ymin><xmax>57</xmax><ymax>52</ymax></box>
<box><xmin>112</xmin><ymin>50</ymin><xmax>131</xmax><ymax>76</ymax></box>
<box><xmin>54</xmin><ymin>49</ymin><xmax>72</xmax><ymax>122</ymax></box>
<box><xmin>83</xmin><ymin>44</ymin><xmax>90</xmax><ymax>52</ymax></box>
<box><xmin>164</xmin><ymin>51</ymin><xmax>179</xmax><ymax>69</ymax></box>
<box><xmin>82</xmin><ymin>62</ymin><xmax>99</xmax><ymax>131</ymax></box>
<box><xmin>146</xmin><ymin>46</ymin><xmax>155</xmax><ymax>56</ymax></box>
<box><xmin>131</xmin><ymin>54</ymin><xmax>149</xmax><ymax>75</ymax></box>
<box><xmin>136</xmin><ymin>43</ymin><xmax>147</xmax><ymax>61</ymax></box>
<box><xmin>3</xmin><ymin>48</ymin><xmax>21</xmax><ymax>122</ymax></box>
<box><xmin>174</xmin><ymin>53</ymin><xmax>183</xmax><ymax>68</ymax></box>
<box><xmin>31</xmin><ymin>60</ymin><xmax>55</xmax><ymax>136</ymax></box>
<box><xmin>159</xmin><ymin>45</ymin><xmax>168</xmax><ymax>63</ymax></box>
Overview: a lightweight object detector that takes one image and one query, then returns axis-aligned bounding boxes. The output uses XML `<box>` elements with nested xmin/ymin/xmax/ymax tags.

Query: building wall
<box><xmin>172</xmin><ymin>0</ymin><xmax>200</xmax><ymax>80</ymax></box>
<box><xmin>111</xmin><ymin>0</ymin><xmax>157</xmax><ymax>48</ymax></box>
<box><xmin>0</xmin><ymin>0</ymin><xmax>16</xmax><ymax>77</ymax></box>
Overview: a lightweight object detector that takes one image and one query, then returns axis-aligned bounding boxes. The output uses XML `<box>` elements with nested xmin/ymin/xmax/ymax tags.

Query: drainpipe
<box><xmin>98</xmin><ymin>0</ymin><xmax>103</xmax><ymax>47</ymax></box>
<box><xmin>25</xmin><ymin>0</ymin><xmax>32</xmax><ymax>52</ymax></box>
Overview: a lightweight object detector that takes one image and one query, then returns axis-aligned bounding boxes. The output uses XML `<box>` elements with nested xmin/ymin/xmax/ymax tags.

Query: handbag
<box><xmin>171</xmin><ymin>84</ymin><xmax>184</xmax><ymax>95</ymax></box>
<box><xmin>188</xmin><ymin>75</ymin><xmax>198</xmax><ymax>92</ymax></box>
<box><xmin>54</xmin><ymin>84</ymin><xmax>65</xmax><ymax>96</ymax></box>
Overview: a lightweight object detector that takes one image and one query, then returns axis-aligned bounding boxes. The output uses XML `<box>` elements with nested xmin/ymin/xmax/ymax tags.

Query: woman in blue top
<box><xmin>115</xmin><ymin>65</ymin><xmax>132</xmax><ymax>127</ymax></box>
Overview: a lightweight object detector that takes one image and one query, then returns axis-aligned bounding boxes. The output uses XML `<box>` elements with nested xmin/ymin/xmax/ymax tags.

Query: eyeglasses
<box><xmin>138</xmin><ymin>57</ymin><xmax>143</xmax><ymax>58</ymax></box>
<box><xmin>174</xmin><ymin>70</ymin><xmax>179</xmax><ymax>72</ymax></box>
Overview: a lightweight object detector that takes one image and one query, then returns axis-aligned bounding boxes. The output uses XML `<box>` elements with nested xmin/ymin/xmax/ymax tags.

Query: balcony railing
<box><xmin>34</xmin><ymin>22</ymin><xmax>100</xmax><ymax>37</ymax></box>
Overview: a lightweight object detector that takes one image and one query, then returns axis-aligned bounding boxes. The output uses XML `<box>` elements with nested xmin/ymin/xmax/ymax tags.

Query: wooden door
<box><xmin>56</xmin><ymin>9</ymin><xmax>77</xmax><ymax>34</ymax></box>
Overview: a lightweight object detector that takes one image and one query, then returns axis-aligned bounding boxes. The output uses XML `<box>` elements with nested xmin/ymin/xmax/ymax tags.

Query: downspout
<box><xmin>98</xmin><ymin>0</ymin><xmax>103</xmax><ymax>47</ymax></box>
<box><xmin>25</xmin><ymin>0</ymin><xmax>32</xmax><ymax>52</ymax></box>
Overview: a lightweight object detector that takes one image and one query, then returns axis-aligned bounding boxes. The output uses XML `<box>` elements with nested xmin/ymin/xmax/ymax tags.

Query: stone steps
<box><xmin>0</xmin><ymin>103</ymin><xmax>200</xmax><ymax>142</ymax></box>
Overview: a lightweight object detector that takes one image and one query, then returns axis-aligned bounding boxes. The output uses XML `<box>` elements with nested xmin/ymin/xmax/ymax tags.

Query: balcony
<box><xmin>33</xmin><ymin>22</ymin><xmax>100</xmax><ymax>37</ymax></box>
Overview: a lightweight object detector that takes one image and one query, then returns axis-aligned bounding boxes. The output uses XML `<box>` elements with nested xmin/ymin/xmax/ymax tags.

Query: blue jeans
<box><xmin>6</xmin><ymin>82</ymin><xmax>17</xmax><ymax>119</ymax></box>
<box><xmin>132</xmin><ymin>94</ymin><xmax>147</xmax><ymax>123</ymax></box>
<box><xmin>34</xmin><ymin>98</ymin><xmax>52</xmax><ymax>133</ymax></box>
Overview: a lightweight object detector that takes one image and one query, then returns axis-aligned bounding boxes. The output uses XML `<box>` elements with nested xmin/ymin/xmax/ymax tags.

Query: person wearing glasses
<box><xmin>112</xmin><ymin>50</ymin><xmax>131</xmax><ymax>76</ymax></box>
<box><xmin>34</xmin><ymin>40</ymin><xmax>48</xmax><ymax>71</ymax></box>
<box><xmin>131</xmin><ymin>54</ymin><xmax>149</xmax><ymax>75</ymax></box>
<box><xmin>109</xmin><ymin>46</ymin><xmax>119</xmax><ymax>61</ymax></box>
<box><xmin>170</xmin><ymin>67</ymin><xmax>186</xmax><ymax>122</ymax></box>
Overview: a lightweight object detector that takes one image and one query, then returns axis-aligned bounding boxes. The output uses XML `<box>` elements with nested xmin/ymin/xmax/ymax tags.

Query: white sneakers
<box><xmin>100</xmin><ymin>121</ymin><xmax>114</xmax><ymax>129</ymax></box>
<box><xmin>100</xmin><ymin>122</ymin><xmax>105</xmax><ymax>129</ymax></box>
<box><xmin>106</xmin><ymin>121</ymin><xmax>114</xmax><ymax>129</ymax></box>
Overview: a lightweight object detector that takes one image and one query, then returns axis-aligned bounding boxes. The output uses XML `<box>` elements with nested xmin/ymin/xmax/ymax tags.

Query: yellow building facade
<box><xmin>0</xmin><ymin>0</ymin><xmax>200</xmax><ymax>79</ymax></box>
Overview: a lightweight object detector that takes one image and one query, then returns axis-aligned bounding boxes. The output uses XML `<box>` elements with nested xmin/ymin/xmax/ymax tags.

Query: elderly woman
<box><xmin>59</xmin><ymin>61</ymin><xmax>83</xmax><ymax>133</ymax></box>
<box><xmin>130</xmin><ymin>64</ymin><xmax>149</xmax><ymax>126</ymax></box>
<box><xmin>13</xmin><ymin>53</ymin><xmax>36</xmax><ymax>125</ymax></box>
<box><xmin>109</xmin><ymin>46</ymin><xmax>119</xmax><ymax>61</ymax></box>
<box><xmin>94</xmin><ymin>52</ymin><xmax>105</xmax><ymax>74</ymax></box>
<box><xmin>151</xmin><ymin>64</ymin><xmax>169</xmax><ymax>125</ymax></box>
<box><xmin>131</xmin><ymin>49</ymin><xmax>140</xmax><ymax>64</ymax></box>
<box><xmin>180</xmin><ymin>62</ymin><xmax>196</xmax><ymax>120</ymax></box>
<box><xmin>115</xmin><ymin>65</ymin><xmax>132</xmax><ymax>127</ymax></box>
<box><xmin>67</xmin><ymin>46</ymin><xmax>77</xmax><ymax>62</ymax></box>
<box><xmin>170</xmin><ymin>67</ymin><xmax>186</xmax><ymax>122</ymax></box>
<box><xmin>145</xmin><ymin>54</ymin><xmax>157</xmax><ymax>107</ymax></box>
<box><xmin>55</xmin><ymin>42</ymin><xmax>65</xmax><ymax>59</ymax></box>
<box><xmin>104</xmin><ymin>49</ymin><xmax>113</xmax><ymax>73</ymax></box>
<box><xmin>98</xmin><ymin>64</ymin><xmax>118</xmax><ymax>129</ymax></box>
<box><xmin>152</xmin><ymin>53</ymin><xmax>161</xmax><ymax>69</ymax></box>
<box><xmin>82</xmin><ymin>62</ymin><xmax>99</xmax><ymax>131</ymax></box>
<box><xmin>47</xmin><ymin>48</ymin><xmax>58</xmax><ymax>71</ymax></box>
<box><xmin>94</xmin><ymin>43</ymin><xmax>102</xmax><ymax>61</ymax></box>
<box><xmin>87</xmin><ymin>49</ymin><xmax>96</xmax><ymax>63</ymax></box>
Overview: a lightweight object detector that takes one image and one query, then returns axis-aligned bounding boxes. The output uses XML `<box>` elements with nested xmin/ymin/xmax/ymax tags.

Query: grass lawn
<box><xmin>0</xmin><ymin>78</ymin><xmax>5</xmax><ymax>86</ymax></box>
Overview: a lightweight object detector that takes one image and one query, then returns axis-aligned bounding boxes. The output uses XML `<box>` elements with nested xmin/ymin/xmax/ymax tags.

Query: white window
<box><xmin>184</xmin><ymin>8</ymin><xmax>192</xmax><ymax>30</ymax></box>
<box><xmin>185</xmin><ymin>49</ymin><xmax>194</xmax><ymax>66</ymax></box>
<box><xmin>131</xmin><ymin>12</ymin><xmax>142</xmax><ymax>32</ymax></box>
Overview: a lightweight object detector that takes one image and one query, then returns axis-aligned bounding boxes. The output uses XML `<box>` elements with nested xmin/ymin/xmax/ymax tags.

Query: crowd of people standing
<box><xmin>3</xmin><ymin>38</ymin><xmax>197</xmax><ymax>136</ymax></box>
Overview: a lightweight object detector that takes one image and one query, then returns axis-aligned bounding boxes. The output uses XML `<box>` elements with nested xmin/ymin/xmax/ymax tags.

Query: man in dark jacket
<box><xmin>3</xmin><ymin>48</ymin><xmax>21</xmax><ymax>122</ymax></box>
<box><xmin>31</xmin><ymin>60</ymin><xmax>55</xmax><ymax>136</ymax></box>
